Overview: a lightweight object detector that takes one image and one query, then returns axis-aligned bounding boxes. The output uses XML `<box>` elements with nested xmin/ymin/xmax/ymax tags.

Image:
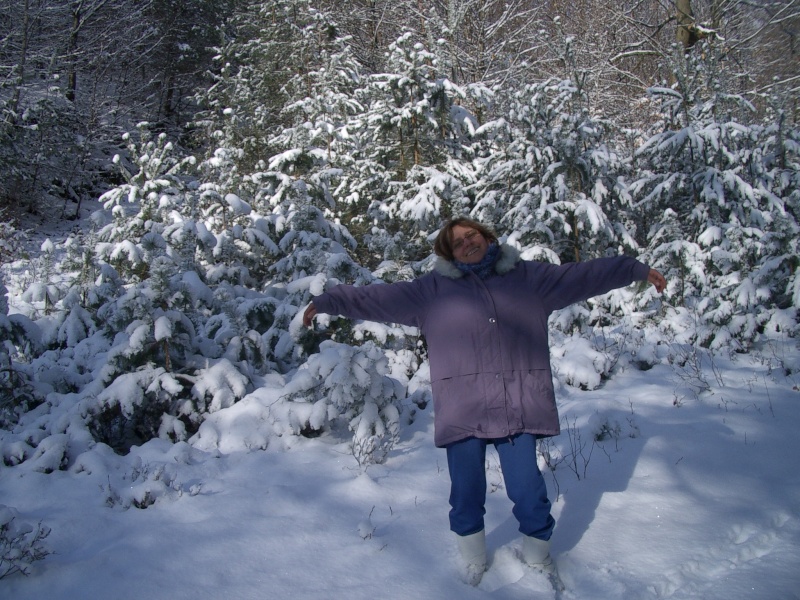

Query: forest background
<box><xmin>0</xmin><ymin>0</ymin><xmax>799</xmax><ymax>578</ymax></box>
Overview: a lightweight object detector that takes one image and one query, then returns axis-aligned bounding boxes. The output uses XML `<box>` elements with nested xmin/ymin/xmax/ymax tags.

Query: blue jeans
<box><xmin>446</xmin><ymin>433</ymin><xmax>555</xmax><ymax>539</ymax></box>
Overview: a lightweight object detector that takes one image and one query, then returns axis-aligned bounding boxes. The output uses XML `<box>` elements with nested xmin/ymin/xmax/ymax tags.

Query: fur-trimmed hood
<box><xmin>433</xmin><ymin>243</ymin><xmax>521</xmax><ymax>279</ymax></box>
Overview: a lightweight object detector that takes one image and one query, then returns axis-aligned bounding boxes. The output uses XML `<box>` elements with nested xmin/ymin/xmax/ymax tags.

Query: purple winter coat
<box><xmin>312</xmin><ymin>245</ymin><xmax>651</xmax><ymax>447</ymax></box>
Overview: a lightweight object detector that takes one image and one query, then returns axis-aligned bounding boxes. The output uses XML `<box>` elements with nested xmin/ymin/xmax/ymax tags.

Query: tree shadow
<box><xmin>485</xmin><ymin>406</ymin><xmax>736</xmax><ymax>556</ymax></box>
<box><xmin>549</xmin><ymin>407</ymin><xmax>735</xmax><ymax>555</ymax></box>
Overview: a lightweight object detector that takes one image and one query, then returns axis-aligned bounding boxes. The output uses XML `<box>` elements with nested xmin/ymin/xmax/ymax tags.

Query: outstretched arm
<box><xmin>536</xmin><ymin>256</ymin><xmax>656</xmax><ymax>311</ymax></box>
<box><xmin>301</xmin><ymin>278</ymin><xmax>430</xmax><ymax>329</ymax></box>
<box><xmin>647</xmin><ymin>268</ymin><xmax>667</xmax><ymax>293</ymax></box>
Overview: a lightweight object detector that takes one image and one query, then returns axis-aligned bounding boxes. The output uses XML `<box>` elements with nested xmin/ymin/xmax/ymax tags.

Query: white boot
<box><xmin>456</xmin><ymin>529</ymin><xmax>486</xmax><ymax>586</ymax></box>
<box><xmin>521</xmin><ymin>535</ymin><xmax>554</xmax><ymax>573</ymax></box>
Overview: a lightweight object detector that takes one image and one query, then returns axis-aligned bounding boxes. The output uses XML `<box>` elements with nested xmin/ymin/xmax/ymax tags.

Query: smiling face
<box><xmin>451</xmin><ymin>224</ymin><xmax>489</xmax><ymax>264</ymax></box>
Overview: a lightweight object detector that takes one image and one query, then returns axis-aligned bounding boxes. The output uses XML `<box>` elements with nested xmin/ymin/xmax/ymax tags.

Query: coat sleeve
<box><xmin>311</xmin><ymin>276</ymin><xmax>432</xmax><ymax>328</ymax></box>
<box><xmin>531</xmin><ymin>256</ymin><xmax>651</xmax><ymax>312</ymax></box>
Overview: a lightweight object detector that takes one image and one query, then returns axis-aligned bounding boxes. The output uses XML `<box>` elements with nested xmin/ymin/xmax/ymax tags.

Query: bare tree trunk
<box><xmin>10</xmin><ymin>0</ymin><xmax>32</xmax><ymax>117</ymax></box>
<box><xmin>676</xmin><ymin>0</ymin><xmax>699</xmax><ymax>49</ymax></box>
<box><xmin>67</xmin><ymin>4</ymin><xmax>80</xmax><ymax>102</ymax></box>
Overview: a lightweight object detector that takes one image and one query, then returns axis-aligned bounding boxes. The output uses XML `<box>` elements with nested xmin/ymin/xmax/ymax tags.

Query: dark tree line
<box><xmin>0</xmin><ymin>0</ymin><xmax>233</xmax><ymax>218</ymax></box>
<box><xmin>0</xmin><ymin>0</ymin><xmax>797</xmax><ymax>223</ymax></box>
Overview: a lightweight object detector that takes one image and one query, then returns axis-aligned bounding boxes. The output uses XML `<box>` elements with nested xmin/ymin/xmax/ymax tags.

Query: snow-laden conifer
<box><xmin>0</xmin><ymin>278</ymin><xmax>42</xmax><ymax>430</ymax></box>
<box><xmin>474</xmin><ymin>76</ymin><xmax>636</xmax><ymax>266</ymax></box>
<box><xmin>634</xmin><ymin>42</ymin><xmax>800</xmax><ymax>350</ymax></box>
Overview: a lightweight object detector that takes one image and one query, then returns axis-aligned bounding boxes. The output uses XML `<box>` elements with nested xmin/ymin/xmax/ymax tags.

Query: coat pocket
<box><xmin>517</xmin><ymin>369</ymin><xmax>559</xmax><ymax>433</ymax></box>
<box><xmin>431</xmin><ymin>373</ymin><xmax>490</xmax><ymax>441</ymax></box>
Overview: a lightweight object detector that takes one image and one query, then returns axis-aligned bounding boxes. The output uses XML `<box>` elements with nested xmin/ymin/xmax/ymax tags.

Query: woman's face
<box><xmin>451</xmin><ymin>224</ymin><xmax>489</xmax><ymax>264</ymax></box>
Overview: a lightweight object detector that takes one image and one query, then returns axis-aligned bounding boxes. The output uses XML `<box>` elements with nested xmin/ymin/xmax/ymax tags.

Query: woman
<box><xmin>303</xmin><ymin>217</ymin><xmax>666</xmax><ymax>585</ymax></box>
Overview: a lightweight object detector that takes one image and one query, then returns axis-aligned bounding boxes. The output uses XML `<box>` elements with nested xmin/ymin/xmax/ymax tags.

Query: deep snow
<box><xmin>3</xmin><ymin>350</ymin><xmax>799</xmax><ymax>599</ymax></box>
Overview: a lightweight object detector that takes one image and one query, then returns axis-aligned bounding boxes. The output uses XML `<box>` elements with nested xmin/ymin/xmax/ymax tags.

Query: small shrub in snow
<box><xmin>593</xmin><ymin>418</ymin><xmax>622</xmax><ymax>443</ymax></box>
<box><xmin>0</xmin><ymin>436</ymin><xmax>34</xmax><ymax>466</ymax></box>
<box><xmin>88</xmin><ymin>368</ymin><xmax>193</xmax><ymax>453</ymax></box>
<box><xmin>538</xmin><ymin>409</ymin><xmax>640</xmax><ymax>492</ymax></box>
<box><xmin>278</xmin><ymin>340</ymin><xmax>403</xmax><ymax>466</ymax></box>
<box><xmin>0</xmin><ymin>505</ymin><xmax>51</xmax><ymax>579</ymax></box>
<box><xmin>0</xmin><ymin>218</ymin><xmax>26</xmax><ymax>264</ymax></box>
<box><xmin>0</xmin><ymin>281</ymin><xmax>43</xmax><ymax>428</ymax></box>
<box><xmin>0</xmin><ymin>364</ymin><xmax>40</xmax><ymax>430</ymax></box>
<box><xmin>551</xmin><ymin>334</ymin><xmax>612</xmax><ymax>390</ymax></box>
<box><xmin>26</xmin><ymin>433</ymin><xmax>70</xmax><ymax>473</ymax></box>
<box><xmin>590</xmin><ymin>413</ymin><xmax>640</xmax><ymax>451</ymax></box>
<box><xmin>100</xmin><ymin>460</ymin><xmax>182</xmax><ymax>510</ymax></box>
<box><xmin>87</xmin><ymin>360</ymin><xmax>249</xmax><ymax>454</ymax></box>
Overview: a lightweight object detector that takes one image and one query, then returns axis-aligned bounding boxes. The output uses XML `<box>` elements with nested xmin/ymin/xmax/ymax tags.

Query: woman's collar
<box><xmin>434</xmin><ymin>243</ymin><xmax>521</xmax><ymax>279</ymax></box>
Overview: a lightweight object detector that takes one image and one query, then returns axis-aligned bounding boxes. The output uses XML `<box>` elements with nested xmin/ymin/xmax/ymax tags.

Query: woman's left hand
<box><xmin>647</xmin><ymin>269</ymin><xmax>667</xmax><ymax>294</ymax></box>
<box><xmin>302</xmin><ymin>303</ymin><xmax>318</xmax><ymax>327</ymax></box>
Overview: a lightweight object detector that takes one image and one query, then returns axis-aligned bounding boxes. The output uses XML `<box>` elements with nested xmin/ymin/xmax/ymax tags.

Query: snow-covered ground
<box><xmin>3</xmin><ymin>349</ymin><xmax>799</xmax><ymax>599</ymax></box>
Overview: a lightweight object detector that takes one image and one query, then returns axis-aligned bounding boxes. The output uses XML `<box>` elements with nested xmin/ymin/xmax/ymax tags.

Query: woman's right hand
<box><xmin>302</xmin><ymin>303</ymin><xmax>318</xmax><ymax>328</ymax></box>
<box><xmin>647</xmin><ymin>268</ymin><xmax>667</xmax><ymax>294</ymax></box>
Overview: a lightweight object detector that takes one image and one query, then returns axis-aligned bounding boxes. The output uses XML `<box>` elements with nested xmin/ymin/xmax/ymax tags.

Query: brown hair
<box><xmin>433</xmin><ymin>217</ymin><xmax>498</xmax><ymax>261</ymax></box>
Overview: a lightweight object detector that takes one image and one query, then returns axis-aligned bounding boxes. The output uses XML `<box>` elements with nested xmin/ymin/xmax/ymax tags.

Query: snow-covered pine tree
<box><xmin>12</xmin><ymin>122</ymin><xmax>269</xmax><ymax>454</ymax></box>
<box><xmin>96</xmin><ymin>123</ymin><xmax>197</xmax><ymax>281</ymax></box>
<box><xmin>271</xmin><ymin>7</ymin><xmax>363</xmax><ymax>173</ymax></box>
<box><xmin>470</xmin><ymin>70</ymin><xmax>642</xmax><ymax>360</ymax></box>
<box><xmin>237</xmin><ymin>24</ymin><xmax>429</xmax><ymax>461</ymax></box>
<box><xmin>193</xmin><ymin>0</ymin><xmax>360</xmax><ymax>189</ymax></box>
<box><xmin>360</xmin><ymin>32</ymin><xmax>476</xmax><ymax>263</ymax></box>
<box><xmin>748</xmin><ymin>92</ymin><xmax>800</xmax><ymax>336</ymax></box>
<box><xmin>19</xmin><ymin>239</ymin><xmax>61</xmax><ymax>317</ymax></box>
<box><xmin>192</xmin><ymin>0</ymin><xmax>306</xmax><ymax>180</ymax></box>
<box><xmin>244</xmin><ymin>171</ymin><xmax>410</xmax><ymax>466</ymax></box>
<box><xmin>633</xmin><ymin>41</ymin><xmax>800</xmax><ymax>350</ymax></box>
<box><xmin>473</xmin><ymin>53</ymin><xmax>636</xmax><ymax>268</ymax></box>
<box><xmin>274</xmin><ymin>338</ymin><xmax>403</xmax><ymax>467</ymax></box>
<box><xmin>195</xmin><ymin>1</ymin><xmax>362</xmax><ymax>285</ymax></box>
<box><xmin>0</xmin><ymin>278</ymin><xmax>42</xmax><ymax>431</ymax></box>
<box><xmin>190</xmin><ymin>3</ymin><xmax>419</xmax><ymax>467</ymax></box>
<box><xmin>367</xmin><ymin>31</ymin><xmax>448</xmax><ymax>179</ymax></box>
<box><xmin>256</xmin><ymin>170</ymin><xmax>369</xmax><ymax>359</ymax></box>
<box><xmin>268</xmin><ymin>7</ymin><xmax>401</xmax><ymax>273</ymax></box>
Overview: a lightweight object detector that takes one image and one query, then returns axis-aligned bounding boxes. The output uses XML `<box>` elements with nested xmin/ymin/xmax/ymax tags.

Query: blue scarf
<box><xmin>453</xmin><ymin>243</ymin><xmax>501</xmax><ymax>279</ymax></box>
